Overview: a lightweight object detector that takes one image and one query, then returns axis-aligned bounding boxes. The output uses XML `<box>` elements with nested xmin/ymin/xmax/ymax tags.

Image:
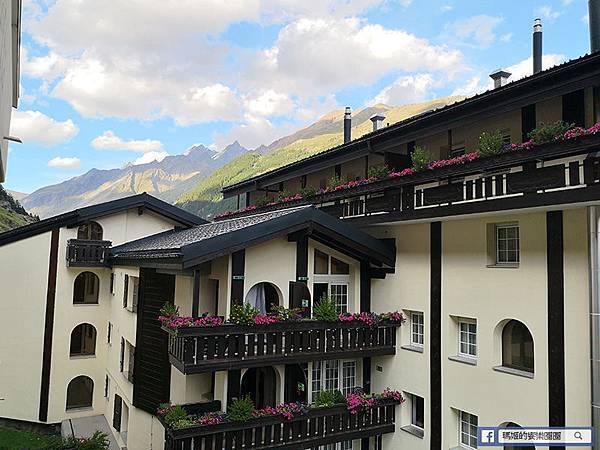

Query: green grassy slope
<box><xmin>176</xmin><ymin>96</ymin><xmax>464</xmax><ymax>219</ymax></box>
<box><xmin>0</xmin><ymin>185</ymin><xmax>38</xmax><ymax>232</ymax></box>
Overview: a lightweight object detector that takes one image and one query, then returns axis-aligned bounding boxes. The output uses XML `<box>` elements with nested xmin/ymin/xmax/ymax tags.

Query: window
<box><xmin>107</xmin><ymin>322</ymin><xmax>112</xmax><ymax>345</ymax></box>
<box><xmin>311</xmin><ymin>361</ymin><xmax>322</xmax><ymax>396</ymax></box>
<box><xmin>496</xmin><ymin>224</ymin><xmax>519</xmax><ymax>265</ymax></box>
<box><xmin>502</xmin><ymin>320</ymin><xmax>534</xmax><ymax>373</ymax></box>
<box><xmin>126</xmin><ymin>344</ymin><xmax>135</xmax><ymax>383</ymax></box>
<box><xmin>341</xmin><ymin>361</ymin><xmax>356</xmax><ymax>394</ymax></box>
<box><xmin>73</xmin><ymin>272</ymin><xmax>99</xmax><ymax>304</ymax></box>
<box><xmin>458</xmin><ymin>320</ymin><xmax>477</xmax><ymax>358</ymax></box>
<box><xmin>331</xmin><ymin>257</ymin><xmax>350</xmax><ymax>275</ymax></box>
<box><xmin>120</xmin><ymin>338</ymin><xmax>125</xmax><ymax>372</ymax></box>
<box><xmin>411</xmin><ymin>395</ymin><xmax>424</xmax><ymax>429</ymax></box>
<box><xmin>127</xmin><ymin>276</ymin><xmax>139</xmax><ymax>313</ymax></box>
<box><xmin>104</xmin><ymin>375</ymin><xmax>109</xmax><ymax>398</ymax></box>
<box><xmin>66</xmin><ymin>376</ymin><xmax>94</xmax><ymax>410</ymax></box>
<box><xmin>324</xmin><ymin>360</ymin><xmax>339</xmax><ymax>391</ymax></box>
<box><xmin>70</xmin><ymin>323</ymin><xmax>97</xmax><ymax>357</ymax></box>
<box><xmin>123</xmin><ymin>275</ymin><xmax>129</xmax><ymax>308</ymax></box>
<box><xmin>459</xmin><ymin>410</ymin><xmax>478</xmax><ymax>449</ymax></box>
<box><xmin>110</xmin><ymin>273</ymin><xmax>115</xmax><ymax>295</ymax></box>
<box><xmin>314</xmin><ymin>250</ymin><xmax>329</xmax><ymax>274</ymax></box>
<box><xmin>331</xmin><ymin>284</ymin><xmax>348</xmax><ymax>314</ymax></box>
<box><xmin>77</xmin><ymin>222</ymin><xmax>103</xmax><ymax>240</ymax></box>
<box><xmin>411</xmin><ymin>312</ymin><xmax>424</xmax><ymax>347</ymax></box>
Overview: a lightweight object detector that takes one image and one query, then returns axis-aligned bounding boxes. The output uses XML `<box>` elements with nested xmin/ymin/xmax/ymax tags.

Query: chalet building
<box><xmin>2</xmin><ymin>6</ymin><xmax>600</xmax><ymax>450</ymax></box>
<box><xmin>0</xmin><ymin>0</ymin><xmax>21</xmax><ymax>182</ymax></box>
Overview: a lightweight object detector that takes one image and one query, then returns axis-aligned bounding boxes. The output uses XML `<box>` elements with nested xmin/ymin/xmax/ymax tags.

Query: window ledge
<box><xmin>486</xmin><ymin>263</ymin><xmax>519</xmax><ymax>269</ymax></box>
<box><xmin>449</xmin><ymin>446</ymin><xmax>477</xmax><ymax>450</ymax></box>
<box><xmin>401</xmin><ymin>344</ymin><xmax>424</xmax><ymax>354</ymax></box>
<box><xmin>493</xmin><ymin>365</ymin><xmax>534</xmax><ymax>379</ymax></box>
<box><xmin>66</xmin><ymin>406</ymin><xmax>93</xmax><ymax>413</ymax></box>
<box><xmin>401</xmin><ymin>425</ymin><xmax>424</xmax><ymax>439</ymax></box>
<box><xmin>73</xmin><ymin>303</ymin><xmax>100</xmax><ymax>306</ymax></box>
<box><xmin>448</xmin><ymin>355</ymin><xmax>477</xmax><ymax>366</ymax></box>
<box><xmin>69</xmin><ymin>354</ymin><xmax>96</xmax><ymax>360</ymax></box>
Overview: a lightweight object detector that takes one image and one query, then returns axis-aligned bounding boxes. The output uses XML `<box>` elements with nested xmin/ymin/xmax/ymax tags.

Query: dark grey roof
<box><xmin>0</xmin><ymin>193</ymin><xmax>206</xmax><ymax>246</ymax></box>
<box><xmin>111</xmin><ymin>205</ymin><xmax>395</xmax><ymax>269</ymax></box>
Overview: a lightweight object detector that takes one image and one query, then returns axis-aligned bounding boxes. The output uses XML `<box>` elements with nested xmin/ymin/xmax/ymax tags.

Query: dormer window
<box><xmin>77</xmin><ymin>222</ymin><xmax>103</xmax><ymax>240</ymax></box>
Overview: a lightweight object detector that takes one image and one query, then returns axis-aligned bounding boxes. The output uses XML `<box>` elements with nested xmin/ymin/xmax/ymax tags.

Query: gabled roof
<box><xmin>222</xmin><ymin>51</ymin><xmax>600</xmax><ymax>197</ymax></box>
<box><xmin>111</xmin><ymin>205</ymin><xmax>396</xmax><ymax>269</ymax></box>
<box><xmin>0</xmin><ymin>193</ymin><xmax>206</xmax><ymax>247</ymax></box>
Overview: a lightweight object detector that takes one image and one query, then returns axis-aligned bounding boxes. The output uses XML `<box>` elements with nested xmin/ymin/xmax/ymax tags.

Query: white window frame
<box><xmin>411</xmin><ymin>394</ymin><xmax>424</xmax><ymax>430</ymax></box>
<box><xmin>411</xmin><ymin>312</ymin><xmax>424</xmax><ymax>347</ymax></box>
<box><xmin>330</xmin><ymin>283</ymin><xmax>349</xmax><ymax>314</ymax></box>
<box><xmin>495</xmin><ymin>223</ymin><xmax>520</xmax><ymax>265</ymax></box>
<box><xmin>458</xmin><ymin>319</ymin><xmax>477</xmax><ymax>358</ymax></box>
<box><xmin>459</xmin><ymin>410</ymin><xmax>478</xmax><ymax>449</ymax></box>
<box><xmin>311</xmin><ymin>359</ymin><xmax>357</xmax><ymax>400</ymax></box>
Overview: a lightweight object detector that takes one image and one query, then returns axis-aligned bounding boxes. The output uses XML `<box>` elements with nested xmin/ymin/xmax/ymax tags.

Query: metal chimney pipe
<box><xmin>343</xmin><ymin>107</ymin><xmax>352</xmax><ymax>144</ymax></box>
<box><xmin>591</xmin><ymin>0</ymin><xmax>600</xmax><ymax>53</ymax></box>
<box><xmin>533</xmin><ymin>18</ymin><xmax>543</xmax><ymax>74</ymax></box>
<box><xmin>490</xmin><ymin>69</ymin><xmax>512</xmax><ymax>89</ymax></box>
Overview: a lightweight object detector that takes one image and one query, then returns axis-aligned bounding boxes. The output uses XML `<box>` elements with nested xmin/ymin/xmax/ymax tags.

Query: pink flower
<box><xmin>198</xmin><ymin>412</ymin><xmax>225</xmax><ymax>425</ymax></box>
<box><xmin>253</xmin><ymin>314</ymin><xmax>280</xmax><ymax>325</ymax></box>
<box><xmin>381</xmin><ymin>389</ymin><xmax>405</xmax><ymax>403</ymax></box>
<box><xmin>389</xmin><ymin>167</ymin><xmax>415</xmax><ymax>178</ymax></box>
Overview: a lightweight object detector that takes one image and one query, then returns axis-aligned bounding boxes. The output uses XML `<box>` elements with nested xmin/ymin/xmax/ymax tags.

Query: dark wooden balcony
<box><xmin>162</xmin><ymin>398</ymin><xmax>399</xmax><ymax>450</ymax></box>
<box><xmin>165</xmin><ymin>320</ymin><xmax>399</xmax><ymax>374</ymax></box>
<box><xmin>220</xmin><ymin>133</ymin><xmax>600</xmax><ymax>224</ymax></box>
<box><xmin>66</xmin><ymin>239</ymin><xmax>112</xmax><ymax>267</ymax></box>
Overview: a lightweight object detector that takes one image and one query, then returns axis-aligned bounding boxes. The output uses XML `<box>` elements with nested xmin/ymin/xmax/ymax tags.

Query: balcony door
<box><xmin>284</xmin><ymin>363</ymin><xmax>308</xmax><ymax>403</ymax></box>
<box><xmin>240</xmin><ymin>367</ymin><xmax>277</xmax><ymax>409</ymax></box>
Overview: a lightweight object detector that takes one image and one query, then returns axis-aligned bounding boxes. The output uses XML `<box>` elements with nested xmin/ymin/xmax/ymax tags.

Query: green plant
<box><xmin>230</xmin><ymin>303</ymin><xmax>260</xmax><ymax>325</ymax></box>
<box><xmin>411</xmin><ymin>146</ymin><xmax>431</xmax><ymax>171</ymax></box>
<box><xmin>314</xmin><ymin>389</ymin><xmax>345</xmax><ymax>408</ymax></box>
<box><xmin>228</xmin><ymin>396</ymin><xmax>255</xmax><ymax>422</ymax></box>
<box><xmin>313</xmin><ymin>296</ymin><xmax>339</xmax><ymax>322</ymax></box>
<box><xmin>528</xmin><ymin>121</ymin><xmax>573</xmax><ymax>145</ymax></box>
<box><xmin>367</xmin><ymin>165</ymin><xmax>390</xmax><ymax>179</ymax></box>
<box><xmin>254</xmin><ymin>195</ymin><xmax>271</xmax><ymax>207</ymax></box>
<box><xmin>159</xmin><ymin>303</ymin><xmax>179</xmax><ymax>318</ymax></box>
<box><xmin>62</xmin><ymin>431</ymin><xmax>110</xmax><ymax>449</ymax></box>
<box><xmin>277</xmin><ymin>190</ymin><xmax>292</xmax><ymax>201</ymax></box>
<box><xmin>270</xmin><ymin>305</ymin><xmax>302</xmax><ymax>321</ymax></box>
<box><xmin>163</xmin><ymin>405</ymin><xmax>188</xmax><ymax>426</ymax></box>
<box><xmin>478</xmin><ymin>130</ymin><xmax>505</xmax><ymax>156</ymax></box>
<box><xmin>171</xmin><ymin>418</ymin><xmax>197</xmax><ymax>430</ymax></box>
<box><xmin>327</xmin><ymin>175</ymin><xmax>346</xmax><ymax>190</ymax></box>
<box><xmin>299</xmin><ymin>185</ymin><xmax>317</xmax><ymax>198</ymax></box>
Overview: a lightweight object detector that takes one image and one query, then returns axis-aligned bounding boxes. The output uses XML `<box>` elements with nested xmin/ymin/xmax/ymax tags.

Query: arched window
<box><xmin>73</xmin><ymin>272</ymin><xmax>100</xmax><ymax>304</ymax></box>
<box><xmin>503</xmin><ymin>422</ymin><xmax>534</xmax><ymax>450</ymax></box>
<box><xmin>70</xmin><ymin>324</ymin><xmax>97</xmax><ymax>357</ymax></box>
<box><xmin>66</xmin><ymin>376</ymin><xmax>94</xmax><ymax>410</ymax></box>
<box><xmin>502</xmin><ymin>320</ymin><xmax>534</xmax><ymax>372</ymax></box>
<box><xmin>245</xmin><ymin>282</ymin><xmax>281</xmax><ymax>315</ymax></box>
<box><xmin>241</xmin><ymin>367</ymin><xmax>277</xmax><ymax>409</ymax></box>
<box><xmin>77</xmin><ymin>222</ymin><xmax>103</xmax><ymax>240</ymax></box>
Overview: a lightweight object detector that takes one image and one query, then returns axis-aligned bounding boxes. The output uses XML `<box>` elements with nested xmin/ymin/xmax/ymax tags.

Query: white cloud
<box><xmin>47</xmin><ymin>156</ymin><xmax>80</xmax><ymax>168</ymax></box>
<box><xmin>536</xmin><ymin>5</ymin><xmax>562</xmax><ymax>21</ymax></box>
<box><xmin>582</xmin><ymin>13</ymin><xmax>590</xmax><ymax>24</ymax></box>
<box><xmin>133</xmin><ymin>151</ymin><xmax>170</xmax><ymax>165</ymax></box>
<box><xmin>444</xmin><ymin>15</ymin><xmax>504</xmax><ymax>48</ymax></box>
<box><xmin>562</xmin><ymin>0</ymin><xmax>574</xmax><ymax>6</ymax></box>
<box><xmin>441</xmin><ymin>5</ymin><xmax>453</xmax><ymax>12</ymax></box>
<box><xmin>244</xmin><ymin>90</ymin><xmax>295</xmax><ymax>117</ymax></box>
<box><xmin>500</xmin><ymin>33</ymin><xmax>513</xmax><ymax>43</ymax></box>
<box><xmin>91</xmin><ymin>131</ymin><xmax>164</xmax><ymax>153</ymax></box>
<box><xmin>9</xmin><ymin>110</ymin><xmax>79</xmax><ymax>145</ymax></box>
<box><xmin>450</xmin><ymin>54</ymin><xmax>566</xmax><ymax>97</ymax></box>
<box><xmin>370</xmin><ymin>74</ymin><xmax>435</xmax><ymax>105</ymax></box>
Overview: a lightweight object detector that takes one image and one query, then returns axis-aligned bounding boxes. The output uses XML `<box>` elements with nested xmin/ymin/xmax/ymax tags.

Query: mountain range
<box><xmin>17</xmin><ymin>96</ymin><xmax>464</xmax><ymax>221</ymax></box>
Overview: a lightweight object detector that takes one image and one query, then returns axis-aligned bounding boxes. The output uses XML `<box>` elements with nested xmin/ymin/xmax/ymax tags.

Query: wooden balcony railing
<box><xmin>221</xmin><ymin>133</ymin><xmax>600</xmax><ymax>224</ymax></box>
<box><xmin>165</xmin><ymin>320</ymin><xmax>399</xmax><ymax>374</ymax></box>
<box><xmin>162</xmin><ymin>399</ymin><xmax>399</xmax><ymax>450</ymax></box>
<box><xmin>66</xmin><ymin>239</ymin><xmax>112</xmax><ymax>267</ymax></box>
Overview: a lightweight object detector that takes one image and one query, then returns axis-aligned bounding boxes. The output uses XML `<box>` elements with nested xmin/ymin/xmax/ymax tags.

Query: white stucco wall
<box><xmin>0</xmin><ymin>231</ymin><xmax>51</xmax><ymax>421</ymax></box>
<box><xmin>0</xmin><ymin>0</ymin><xmax>15</xmax><ymax>181</ymax></box>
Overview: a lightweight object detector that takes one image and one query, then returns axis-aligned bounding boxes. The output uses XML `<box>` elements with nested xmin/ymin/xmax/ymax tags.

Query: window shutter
<box><xmin>110</xmin><ymin>273</ymin><xmax>115</xmax><ymax>295</ymax></box>
<box><xmin>107</xmin><ymin>322</ymin><xmax>112</xmax><ymax>344</ymax></box>
<box><xmin>113</xmin><ymin>394</ymin><xmax>122</xmax><ymax>431</ymax></box>
<box><xmin>123</xmin><ymin>275</ymin><xmax>129</xmax><ymax>308</ymax></box>
<box><xmin>128</xmin><ymin>345</ymin><xmax>135</xmax><ymax>383</ymax></box>
<box><xmin>104</xmin><ymin>375</ymin><xmax>109</xmax><ymax>398</ymax></box>
<box><xmin>132</xmin><ymin>278</ymin><xmax>139</xmax><ymax>313</ymax></box>
<box><xmin>120</xmin><ymin>338</ymin><xmax>125</xmax><ymax>372</ymax></box>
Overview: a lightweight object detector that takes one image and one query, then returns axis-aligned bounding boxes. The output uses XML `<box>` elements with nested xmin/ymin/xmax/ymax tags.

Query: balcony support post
<box><xmin>360</xmin><ymin>260</ymin><xmax>372</xmax><ymax>450</ymax></box>
<box><xmin>192</xmin><ymin>269</ymin><xmax>201</xmax><ymax>317</ymax></box>
<box><xmin>228</xmin><ymin>250</ymin><xmax>245</xmax><ymax>407</ymax></box>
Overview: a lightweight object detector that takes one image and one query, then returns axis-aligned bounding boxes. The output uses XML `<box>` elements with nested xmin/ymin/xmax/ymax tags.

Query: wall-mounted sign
<box><xmin>301</xmin><ymin>299</ymin><xmax>310</xmax><ymax>307</ymax></box>
<box><xmin>232</xmin><ymin>275</ymin><xmax>245</xmax><ymax>280</ymax></box>
<box><xmin>297</xmin><ymin>276</ymin><xmax>309</xmax><ymax>281</ymax></box>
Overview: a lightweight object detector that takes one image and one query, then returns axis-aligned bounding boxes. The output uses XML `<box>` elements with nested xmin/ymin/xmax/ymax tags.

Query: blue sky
<box><xmin>5</xmin><ymin>0</ymin><xmax>592</xmax><ymax>194</ymax></box>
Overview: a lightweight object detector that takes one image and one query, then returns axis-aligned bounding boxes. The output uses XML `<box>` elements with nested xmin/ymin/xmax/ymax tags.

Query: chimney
<box><xmin>489</xmin><ymin>69</ymin><xmax>512</xmax><ymax>88</ymax></box>
<box><xmin>370</xmin><ymin>114</ymin><xmax>386</xmax><ymax>132</ymax></box>
<box><xmin>533</xmin><ymin>18</ymin><xmax>543</xmax><ymax>74</ymax></box>
<box><xmin>343</xmin><ymin>107</ymin><xmax>352</xmax><ymax>143</ymax></box>
<box><xmin>591</xmin><ymin>0</ymin><xmax>600</xmax><ymax>52</ymax></box>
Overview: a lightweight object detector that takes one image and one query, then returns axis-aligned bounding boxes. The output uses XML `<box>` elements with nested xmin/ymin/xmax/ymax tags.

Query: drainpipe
<box><xmin>588</xmin><ymin>206</ymin><xmax>600</xmax><ymax>449</ymax></box>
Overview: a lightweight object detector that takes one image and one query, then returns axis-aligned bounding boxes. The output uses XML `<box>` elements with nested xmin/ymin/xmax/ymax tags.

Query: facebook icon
<box><xmin>479</xmin><ymin>428</ymin><xmax>497</xmax><ymax>445</ymax></box>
